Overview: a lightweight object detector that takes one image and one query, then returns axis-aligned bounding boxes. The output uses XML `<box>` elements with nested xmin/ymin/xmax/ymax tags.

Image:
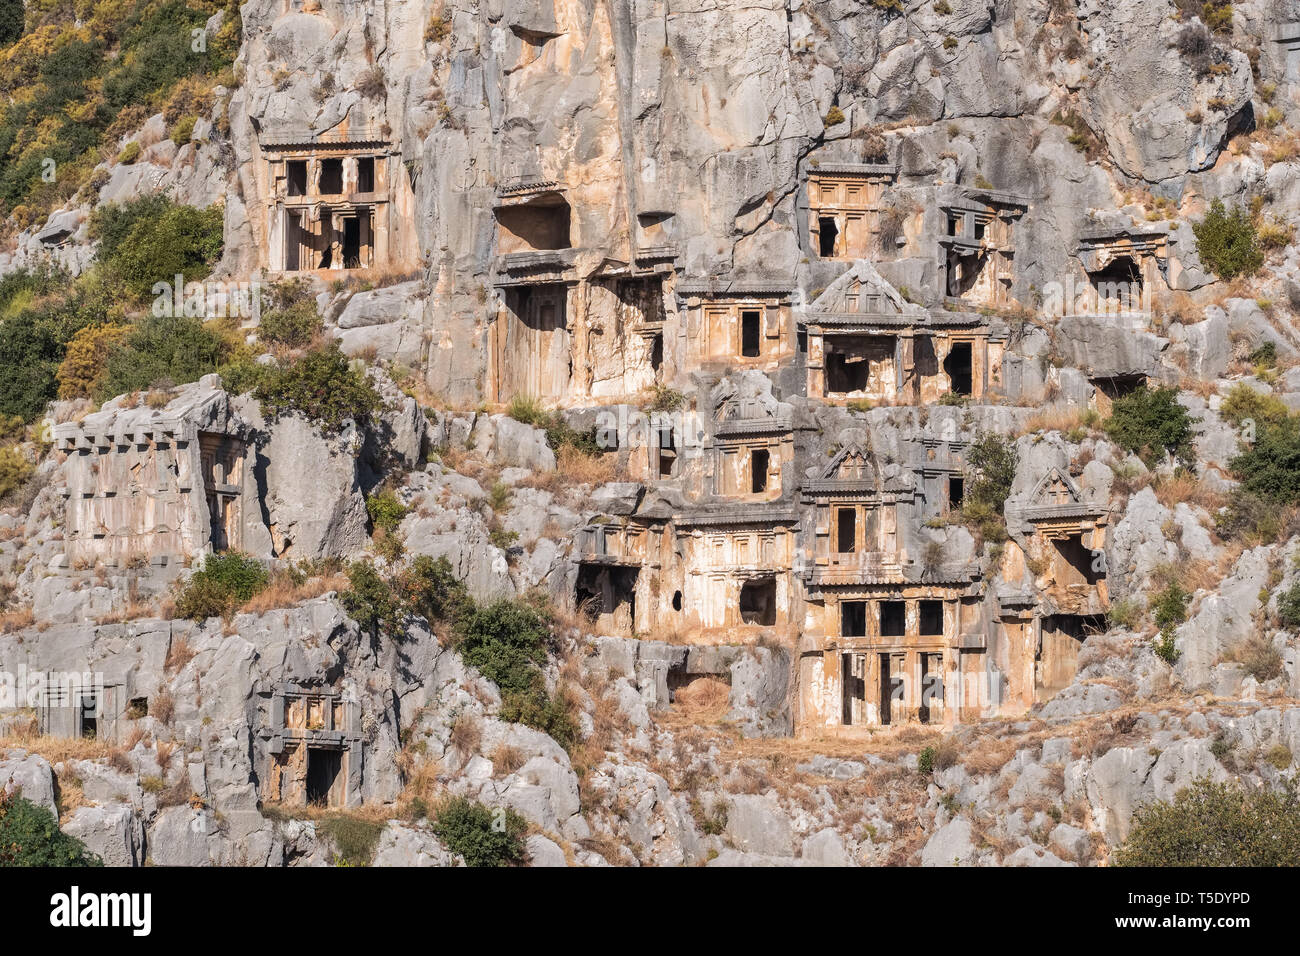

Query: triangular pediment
<box><xmin>820</xmin><ymin>443</ymin><xmax>879</xmax><ymax>483</ymax></box>
<box><xmin>1030</xmin><ymin>468</ymin><xmax>1083</xmax><ymax>507</ymax></box>
<box><xmin>805</xmin><ymin>260</ymin><xmax>927</xmax><ymax>318</ymax></box>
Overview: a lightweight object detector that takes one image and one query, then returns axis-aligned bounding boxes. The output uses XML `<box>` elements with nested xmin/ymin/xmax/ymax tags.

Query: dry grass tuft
<box><xmin>555</xmin><ymin>445</ymin><xmax>617</xmax><ymax>485</ymax></box>
<box><xmin>240</xmin><ymin>570</ymin><xmax>347</xmax><ymax>615</ymax></box>
<box><xmin>164</xmin><ymin>637</ymin><xmax>196</xmax><ymax>674</ymax></box>
<box><xmin>490</xmin><ymin>743</ymin><xmax>527</xmax><ymax>776</ymax></box>
<box><xmin>447</xmin><ymin>713</ymin><xmax>481</xmax><ymax>755</ymax></box>
<box><xmin>671</xmin><ymin>676</ymin><xmax>731</xmax><ymax>720</ymax></box>
<box><xmin>0</xmin><ymin>608</ymin><xmax>34</xmax><ymax>633</ymax></box>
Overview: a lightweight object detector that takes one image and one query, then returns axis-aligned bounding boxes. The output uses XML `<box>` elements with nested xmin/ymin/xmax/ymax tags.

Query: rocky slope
<box><xmin>3</xmin><ymin>0</ymin><xmax>1300</xmax><ymax>866</ymax></box>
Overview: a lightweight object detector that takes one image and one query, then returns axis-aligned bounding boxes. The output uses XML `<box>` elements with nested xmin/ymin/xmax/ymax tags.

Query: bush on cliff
<box><xmin>0</xmin><ymin>791</ymin><xmax>103</xmax><ymax>867</ymax></box>
<box><xmin>96</xmin><ymin>314</ymin><xmax>232</xmax><ymax>401</ymax></box>
<box><xmin>1103</xmin><ymin>386</ymin><xmax>1194</xmax><ymax>465</ymax></box>
<box><xmin>89</xmin><ymin>197</ymin><xmax>224</xmax><ymax>299</ymax></box>
<box><xmin>174</xmin><ymin>552</ymin><xmax>269</xmax><ymax>620</ymax></box>
<box><xmin>254</xmin><ymin>343</ymin><xmax>383</xmax><ymax>435</ymax></box>
<box><xmin>430</xmin><ymin>796</ymin><xmax>527</xmax><ymax>867</ymax></box>
<box><xmin>1193</xmin><ymin>199</ymin><xmax>1262</xmax><ymax>280</ymax></box>
<box><xmin>1114</xmin><ymin>778</ymin><xmax>1300</xmax><ymax>866</ymax></box>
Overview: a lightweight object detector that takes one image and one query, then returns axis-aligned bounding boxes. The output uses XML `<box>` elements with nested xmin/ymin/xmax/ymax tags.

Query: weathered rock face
<box><xmin>6</xmin><ymin>0</ymin><xmax>1300</xmax><ymax>869</ymax></box>
<box><xmin>203</xmin><ymin>0</ymin><xmax>1287</xmax><ymax>405</ymax></box>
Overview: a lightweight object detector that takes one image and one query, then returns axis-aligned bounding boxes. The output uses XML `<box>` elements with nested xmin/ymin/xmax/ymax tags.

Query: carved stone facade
<box><xmin>260</xmin><ymin>127</ymin><xmax>417</xmax><ymax>274</ymax></box>
<box><xmin>1074</xmin><ymin>227</ymin><xmax>1179</xmax><ymax>316</ymax></box>
<box><xmin>52</xmin><ymin>377</ymin><xmax>270</xmax><ymax>569</ymax></box>
<box><xmin>802</xmin><ymin>261</ymin><xmax>1003</xmax><ymax>405</ymax></box>
<box><xmin>260</xmin><ymin>682</ymin><xmax>365</xmax><ymax>808</ymax></box>
<box><xmin>807</xmin><ymin>164</ymin><xmax>900</xmax><ymax>259</ymax></box>
<box><xmin>938</xmin><ymin>186</ymin><xmax>1027</xmax><ymax>309</ymax></box>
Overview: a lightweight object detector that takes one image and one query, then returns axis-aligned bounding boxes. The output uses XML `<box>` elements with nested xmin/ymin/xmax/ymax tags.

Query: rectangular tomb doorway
<box><xmin>306</xmin><ymin>747</ymin><xmax>343</xmax><ymax>806</ymax></box>
<box><xmin>739</xmin><ymin>578</ymin><xmax>777</xmax><ymax>626</ymax></box>
<box><xmin>842</xmin><ymin>652</ymin><xmax>867</xmax><ymax>725</ymax></box>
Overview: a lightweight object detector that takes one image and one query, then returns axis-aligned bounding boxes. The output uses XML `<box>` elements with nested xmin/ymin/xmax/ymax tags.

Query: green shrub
<box><xmin>1229</xmin><ymin>416</ymin><xmax>1300</xmax><ymax>504</ymax></box>
<box><xmin>340</xmin><ymin>561</ymin><xmax>403</xmax><ymax>638</ymax></box>
<box><xmin>254</xmin><ymin>344</ymin><xmax>383</xmax><ymax>435</ymax></box>
<box><xmin>259</xmin><ymin>298</ymin><xmax>322</xmax><ymax>350</ymax></box>
<box><xmin>1151</xmin><ymin>581</ymin><xmax>1190</xmax><ymax>630</ymax></box>
<box><xmin>0</xmin><ymin>0</ymin><xmax>23</xmax><ymax>46</ymax></box>
<box><xmin>1249</xmin><ymin>341</ymin><xmax>1277</xmax><ymax>368</ymax></box>
<box><xmin>0</xmin><ymin>277</ymin><xmax>104</xmax><ymax>420</ymax></box>
<box><xmin>174</xmin><ymin>552</ymin><xmax>269</xmax><ymax>620</ymax></box>
<box><xmin>499</xmin><ymin>685</ymin><xmax>578</xmax><ymax>751</ymax></box>
<box><xmin>648</xmin><ymin>384</ymin><xmax>684</xmax><ymax>412</ymax></box>
<box><xmin>918</xmin><ymin>746</ymin><xmax>936</xmax><ymax>775</ymax></box>
<box><xmin>503</xmin><ymin>396</ymin><xmax>601</xmax><ymax>454</ymax></box>
<box><xmin>90</xmin><ymin>197</ymin><xmax>223</xmax><ymax>298</ymax></box>
<box><xmin>97</xmin><ymin>315</ymin><xmax>231</xmax><ymax>401</ymax></box>
<box><xmin>0</xmin><ymin>445</ymin><xmax>32</xmax><ymax>503</ymax></box>
<box><xmin>506</xmin><ymin>394</ymin><xmax>546</xmax><ymax>426</ymax></box>
<box><xmin>397</xmin><ymin>555</ymin><xmax>471</xmax><ymax>624</ymax></box>
<box><xmin>1278</xmin><ymin>580</ymin><xmax>1300</xmax><ymax>629</ymax></box>
<box><xmin>116</xmin><ymin>141</ymin><xmax>141</xmax><ymax>164</ymax></box>
<box><xmin>1153</xmin><ymin>628</ymin><xmax>1180</xmax><ymax>665</ymax></box>
<box><xmin>1113</xmin><ymin>778</ymin><xmax>1300</xmax><ymax>866</ymax></box>
<box><xmin>1215</xmin><ymin>489</ymin><xmax>1283</xmax><ymax>543</ymax></box>
<box><xmin>430</xmin><ymin>796</ymin><xmax>527</xmax><ymax>867</ymax></box>
<box><xmin>1107</xmin><ymin>597</ymin><xmax>1142</xmax><ymax>629</ymax></box>
<box><xmin>1219</xmin><ymin>383</ymin><xmax>1289</xmax><ymax>430</ymax></box>
<box><xmin>452</xmin><ymin>599</ymin><xmax>551</xmax><ymax>696</ymax></box>
<box><xmin>1103</xmin><ymin>386</ymin><xmax>1194</xmax><ymax>465</ymax></box>
<box><xmin>1193</xmin><ymin>199</ymin><xmax>1262</xmax><ymax>280</ymax></box>
<box><xmin>0</xmin><ymin>791</ymin><xmax>103</xmax><ymax>866</ymax></box>
<box><xmin>169</xmin><ymin>114</ymin><xmax>197</xmax><ymax>146</ymax></box>
<box><xmin>365</xmin><ymin>490</ymin><xmax>408</xmax><ymax>534</ymax></box>
<box><xmin>319</xmin><ymin>814</ymin><xmax>385</xmax><ymax>866</ymax></box>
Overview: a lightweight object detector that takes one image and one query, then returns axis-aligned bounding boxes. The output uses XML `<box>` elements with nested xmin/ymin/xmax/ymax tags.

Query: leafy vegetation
<box><xmin>0</xmin><ymin>791</ymin><xmax>103</xmax><ymax>866</ymax></box>
<box><xmin>174</xmin><ymin>552</ymin><xmax>269</xmax><ymax>620</ymax></box>
<box><xmin>430</xmin><ymin>796</ymin><xmax>527</xmax><ymax>867</ymax></box>
<box><xmin>318</xmin><ymin>813</ymin><xmax>385</xmax><ymax>866</ymax></box>
<box><xmin>365</xmin><ymin>490</ymin><xmax>408</xmax><ymax>534</ymax></box>
<box><xmin>1219</xmin><ymin>382</ymin><xmax>1289</xmax><ymax>430</ymax></box>
<box><xmin>1193</xmin><ymin>200</ymin><xmax>1263</xmax><ymax>281</ymax></box>
<box><xmin>0</xmin><ymin>0</ymin><xmax>239</xmax><ymax>227</ymax></box>
<box><xmin>89</xmin><ymin>196</ymin><xmax>223</xmax><ymax>299</ymax></box>
<box><xmin>1103</xmin><ymin>386</ymin><xmax>1194</xmax><ymax>466</ymax></box>
<box><xmin>254</xmin><ymin>343</ymin><xmax>384</xmax><ymax>435</ymax></box>
<box><xmin>339</xmin><ymin>557</ymin><xmax>574</xmax><ymax>747</ymax></box>
<box><xmin>258</xmin><ymin>282</ymin><xmax>322</xmax><ymax>349</ymax></box>
<box><xmin>1229</xmin><ymin>416</ymin><xmax>1300</xmax><ymax>504</ymax></box>
<box><xmin>97</xmin><ymin>314</ymin><xmax>231</xmax><ymax>400</ymax></box>
<box><xmin>960</xmin><ymin>432</ymin><xmax>1017</xmax><ymax>542</ymax></box>
<box><xmin>1114</xmin><ymin>778</ymin><xmax>1300</xmax><ymax>866</ymax></box>
<box><xmin>1278</xmin><ymin>580</ymin><xmax>1300</xmax><ymax>629</ymax></box>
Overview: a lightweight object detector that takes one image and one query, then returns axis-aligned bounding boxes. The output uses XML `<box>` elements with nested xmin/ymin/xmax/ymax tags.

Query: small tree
<box><xmin>1193</xmin><ymin>199</ymin><xmax>1263</xmax><ymax>280</ymax></box>
<box><xmin>254</xmin><ymin>343</ymin><xmax>383</xmax><ymax>435</ymax></box>
<box><xmin>174</xmin><ymin>552</ymin><xmax>269</xmax><ymax>620</ymax></box>
<box><xmin>0</xmin><ymin>791</ymin><xmax>103</xmax><ymax>866</ymax></box>
<box><xmin>965</xmin><ymin>433</ymin><xmax>1018</xmax><ymax>514</ymax></box>
<box><xmin>1230</xmin><ymin>416</ymin><xmax>1300</xmax><ymax>504</ymax></box>
<box><xmin>431</xmin><ymin>797</ymin><xmax>526</xmax><ymax>867</ymax></box>
<box><xmin>0</xmin><ymin>0</ymin><xmax>23</xmax><ymax>46</ymax></box>
<box><xmin>1114</xmin><ymin>778</ymin><xmax>1300</xmax><ymax>866</ymax></box>
<box><xmin>1103</xmin><ymin>386</ymin><xmax>1194</xmax><ymax>465</ymax></box>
